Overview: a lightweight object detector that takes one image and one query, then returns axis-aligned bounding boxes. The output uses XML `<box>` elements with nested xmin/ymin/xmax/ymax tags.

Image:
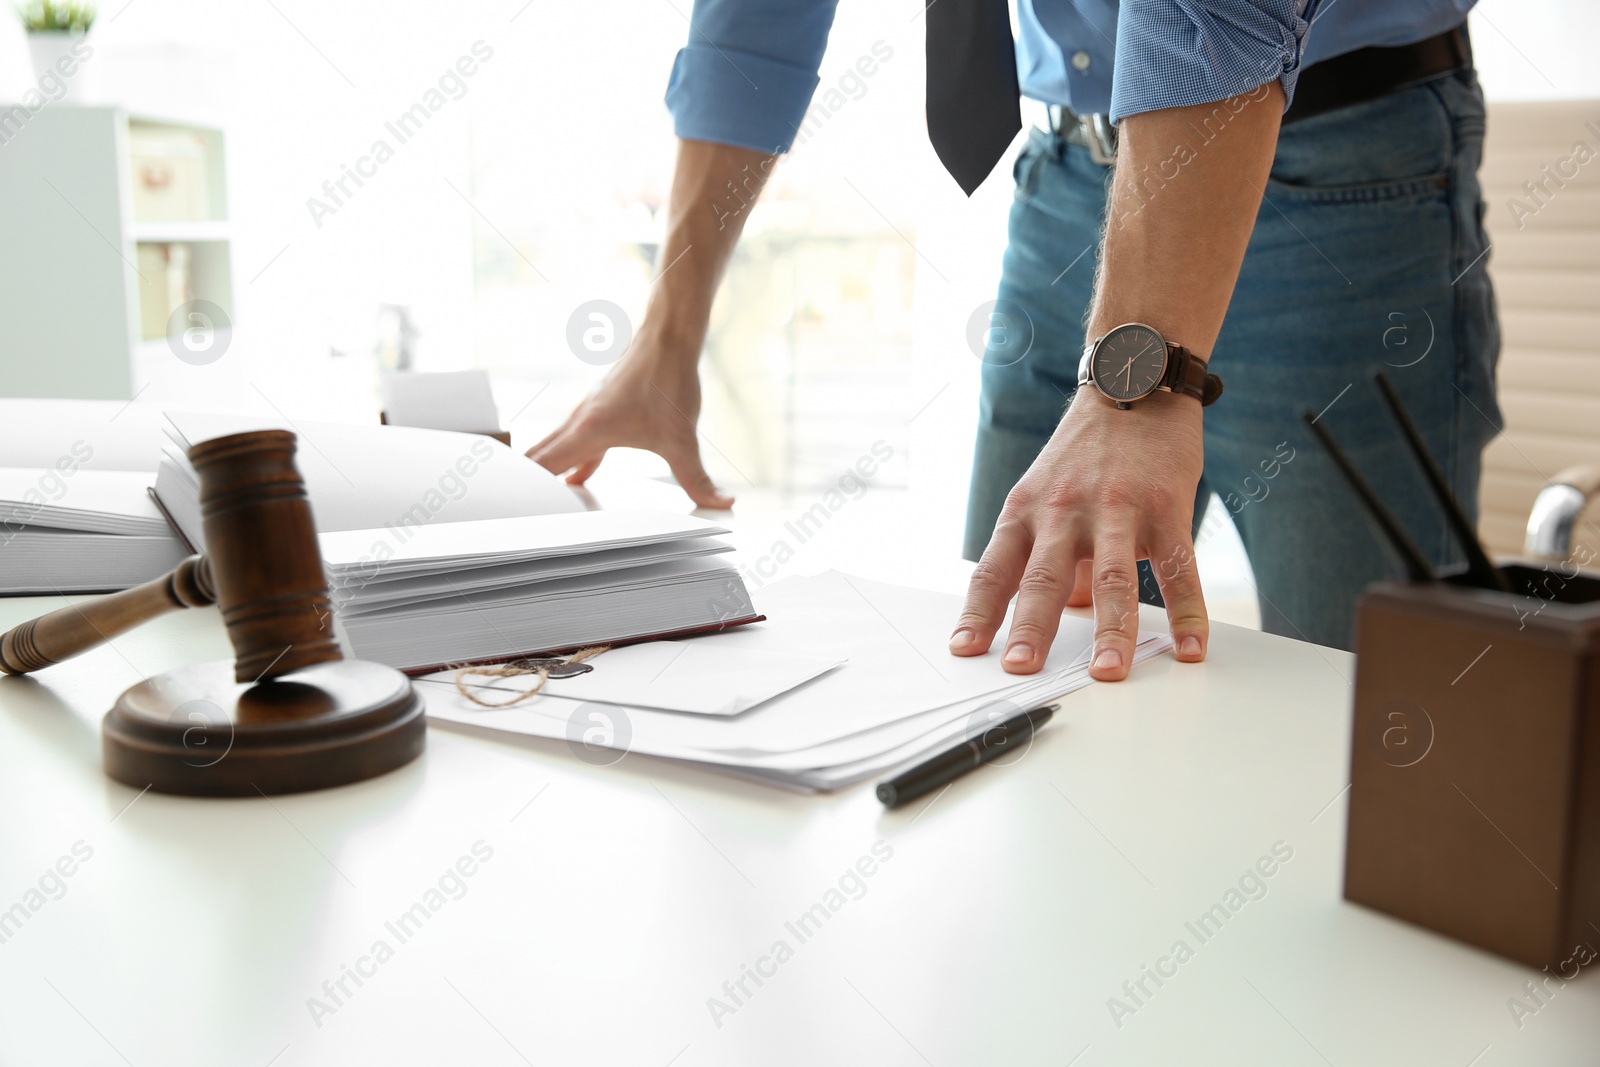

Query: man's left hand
<box><xmin>948</xmin><ymin>386</ymin><xmax>1210</xmax><ymax>681</ymax></box>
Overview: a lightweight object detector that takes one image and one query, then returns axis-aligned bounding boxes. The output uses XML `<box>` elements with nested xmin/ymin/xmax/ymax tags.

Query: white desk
<box><xmin>1</xmin><ymin>559</ymin><xmax>1596</xmax><ymax>1065</ymax></box>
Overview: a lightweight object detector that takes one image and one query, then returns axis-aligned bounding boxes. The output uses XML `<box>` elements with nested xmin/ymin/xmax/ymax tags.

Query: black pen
<box><xmin>876</xmin><ymin>703</ymin><xmax>1057</xmax><ymax>809</ymax></box>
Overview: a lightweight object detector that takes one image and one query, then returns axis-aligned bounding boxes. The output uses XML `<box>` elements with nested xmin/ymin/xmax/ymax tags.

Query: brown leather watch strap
<box><xmin>1166</xmin><ymin>345</ymin><xmax>1224</xmax><ymax>407</ymax></box>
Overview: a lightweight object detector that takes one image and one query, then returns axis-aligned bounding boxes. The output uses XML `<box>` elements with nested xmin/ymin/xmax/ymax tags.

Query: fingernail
<box><xmin>1179</xmin><ymin>635</ymin><xmax>1202</xmax><ymax>659</ymax></box>
<box><xmin>1003</xmin><ymin>644</ymin><xmax>1033</xmax><ymax>665</ymax></box>
<box><xmin>949</xmin><ymin>628</ymin><xmax>976</xmax><ymax>651</ymax></box>
<box><xmin>1092</xmin><ymin>648</ymin><xmax>1123</xmax><ymax>671</ymax></box>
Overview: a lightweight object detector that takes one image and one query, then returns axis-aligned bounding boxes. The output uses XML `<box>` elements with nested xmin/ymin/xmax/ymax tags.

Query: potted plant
<box><xmin>16</xmin><ymin>1</ymin><xmax>97</xmax><ymax>104</ymax></box>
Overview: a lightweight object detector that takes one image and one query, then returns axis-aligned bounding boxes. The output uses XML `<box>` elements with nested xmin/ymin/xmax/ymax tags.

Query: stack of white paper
<box><xmin>151</xmin><ymin>413</ymin><xmax>759</xmax><ymax>671</ymax></box>
<box><xmin>421</xmin><ymin>571</ymin><xmax>1172</xmax><ymax>792</ymax></box>
<box><xmin>0</xmin><ymin>467</ymin><xmax>185</xmax><ymax>593</ymax></box>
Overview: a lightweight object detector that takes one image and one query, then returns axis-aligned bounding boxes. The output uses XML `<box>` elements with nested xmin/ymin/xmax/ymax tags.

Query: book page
<box><xmin>164</xmin><ymin>411</ymin><xmax>583</xmax><ymax>533</ymax></box>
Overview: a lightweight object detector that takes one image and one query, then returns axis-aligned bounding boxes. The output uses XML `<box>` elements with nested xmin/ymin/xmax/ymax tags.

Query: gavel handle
<box><xmin>0</xmin><ymin>556</ymin><xmax>215</xmax><ymax>675</ymax></box>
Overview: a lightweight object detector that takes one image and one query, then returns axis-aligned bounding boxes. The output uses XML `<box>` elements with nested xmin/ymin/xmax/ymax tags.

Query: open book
<box><xmin>152</xmin><ymin>413</ymin><xmax>758</xmax><ymax>672</ymax></box>
<box><xmin>0</xmin><ymin>466</ymin><xmax>185</xmax><ymax>593</ymax></box>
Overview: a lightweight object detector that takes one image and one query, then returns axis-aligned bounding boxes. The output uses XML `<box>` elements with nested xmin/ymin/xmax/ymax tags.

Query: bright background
<box><xmin>0</xmin><ymin>0</ymin><xmax>1595</xmax><ymax>623</ymax></box>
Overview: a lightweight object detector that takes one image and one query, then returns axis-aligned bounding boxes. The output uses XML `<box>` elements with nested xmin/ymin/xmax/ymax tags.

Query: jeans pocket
<box><xmin>1269</xmin><ymin>80</ymin><xmax>1455</xmax><ymax>204</ymax></box>
<box><xmin>1265</xmin><ymin>171</ymin><xmax>1450</xmax><ymax>205</ymax></box>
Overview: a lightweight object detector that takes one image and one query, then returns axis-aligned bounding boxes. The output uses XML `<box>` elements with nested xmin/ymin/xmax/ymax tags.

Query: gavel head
<box><xmin>190</xmin><ymin>430</ymin><xmax>342</xmax><ymax>684</ymax></box>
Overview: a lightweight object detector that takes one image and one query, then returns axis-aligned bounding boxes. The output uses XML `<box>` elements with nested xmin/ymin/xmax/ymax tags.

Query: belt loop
<box><xmin>1455</xmin><ymin>21</ymin><xmax>1472</xmax><ymax>68</ymax></box>
<box><xmin>1041</xmin><ymin>104</ymin><xmax>1067</xmax><ymax>158</ymax></box>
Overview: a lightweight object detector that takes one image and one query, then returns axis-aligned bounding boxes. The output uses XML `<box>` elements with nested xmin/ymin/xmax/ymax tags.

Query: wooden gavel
<box><xmin>0</xmin><ymin>555</ymin><xmax>216</xmax><ymax>676</ymax></box>
<box><xmin>2</xmin><ymin>430</ymin><xmax>342</xmax><ymax>680</ymax></box>
<box><xmin>0</xmin><ymin>430</ymin><xmax>425</xmax><ymax>797</ymax></box>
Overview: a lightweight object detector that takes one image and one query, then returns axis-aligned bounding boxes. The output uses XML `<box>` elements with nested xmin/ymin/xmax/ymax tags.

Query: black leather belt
<box><xmin>1050</xmin><ymin>21</ymin><xmax>1473</xmax><ymax>159</ymax></box>
<box><xmin>1284</xmin><ymin>22</ymin><xmax>1471</xmax><ymax>124</ymax></box>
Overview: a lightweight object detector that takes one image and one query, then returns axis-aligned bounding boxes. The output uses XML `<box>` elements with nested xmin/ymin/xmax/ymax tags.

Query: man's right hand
<box><xmin>525</xmin><ymin>138</ymin><xmax>775</xmax><ymax>511</ymax></box>
<box><xmin>526</xmin><ymin>332</ymin><xmax>734</xmax><ymax>509</ymax></box>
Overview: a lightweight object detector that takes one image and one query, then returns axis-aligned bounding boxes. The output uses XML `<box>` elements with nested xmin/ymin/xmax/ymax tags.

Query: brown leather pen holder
<box><xmin>1345</xmin><ymin>563</ymin><xmax>1600</xmax><ymax>968</ymax></box>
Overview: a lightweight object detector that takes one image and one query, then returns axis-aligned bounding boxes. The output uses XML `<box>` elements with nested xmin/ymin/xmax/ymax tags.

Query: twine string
<box><xmin>453</xmin><ymin>646</ymin><xmax>611</xmax><ymax>709</ymax></box>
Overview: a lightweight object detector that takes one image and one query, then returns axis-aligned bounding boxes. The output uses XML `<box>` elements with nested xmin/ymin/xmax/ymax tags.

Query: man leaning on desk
<box><xmin>529</xmin><ymin>0</ymin><xmax>1500</xmax><ymax>679</ymax></box>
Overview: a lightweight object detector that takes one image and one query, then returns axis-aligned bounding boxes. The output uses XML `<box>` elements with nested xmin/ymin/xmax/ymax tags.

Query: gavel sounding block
<box><xmin>0</xmin><ymin>428</ymin><xmax>427</xmax><ymax>797</ymax></box>
<box><xmin>103</xmin><ymin>659</ymin><xmax>425</xmax><ymax>797</ymax></box>
<box><xmin>1346</xmin><ymin>565</ymin><xmax>1600</xmax><ymax>969</ymax></box>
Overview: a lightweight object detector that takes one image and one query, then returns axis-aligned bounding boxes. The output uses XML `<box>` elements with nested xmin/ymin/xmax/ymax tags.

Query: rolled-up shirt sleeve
<box><xmin>1108</xmin><ymin>0</ymin><xmax>1314</xmax><ymax>123</ymax></box>
<box><xmin>665</xmin><ymin>0</ymin><xmax>841</xmax><ymax>154</ymax></box>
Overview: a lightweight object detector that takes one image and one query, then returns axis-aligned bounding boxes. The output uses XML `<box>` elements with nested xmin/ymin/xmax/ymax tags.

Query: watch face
<box><xmin>1092</xmin><ymin>324</ymin><xmax>1167</xmax><ymax>402</ymax></box>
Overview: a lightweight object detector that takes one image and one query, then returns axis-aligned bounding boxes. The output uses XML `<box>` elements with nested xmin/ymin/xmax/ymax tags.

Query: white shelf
<box><xmin>132</xmin><ymin>220</ymin><xmax>231</xmax><ymax>243</ymax></box>
<box><xmin>127</xmin><ymin>111</ymin><xmax>224</xmax><ymax>135</ymax></box>
<box><xmin>0</xmin><ymin>107</ymin><xmax>234</xmax><ymax>399</ymax></box>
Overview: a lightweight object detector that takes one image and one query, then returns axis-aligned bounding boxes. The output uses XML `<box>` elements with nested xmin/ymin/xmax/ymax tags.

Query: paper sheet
<box><xmin>451</xmin><ymin>640</ymin><xmax>845</xmax><ymax>716</ymax></box>
<box><xmin>163</xmin><ymin>411</ymin><xmax>583</xmax><ymax>537</ymax></box>
<box><xmin>425</xmin><ymin>631</ymin><xmax>1166</xmax><ymax>771</ymax></box>
<box><xmin>422</xmin><ymin>571</ymin><xmax>1176</xmax><ymax>784</ymax></box>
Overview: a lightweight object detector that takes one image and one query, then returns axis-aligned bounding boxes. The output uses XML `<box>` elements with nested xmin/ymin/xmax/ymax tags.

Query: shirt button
<box><xmin>1072</xmin><ymin>50</ymin><xmax>1091</xmax><ymax>71</ymax></box>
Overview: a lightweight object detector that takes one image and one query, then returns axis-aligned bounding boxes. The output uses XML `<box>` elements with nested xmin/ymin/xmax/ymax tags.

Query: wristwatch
<box><xmin>1078</xmin><ymin>323</ymin><xmax>1224</xmax><ymax>410</ymax></box>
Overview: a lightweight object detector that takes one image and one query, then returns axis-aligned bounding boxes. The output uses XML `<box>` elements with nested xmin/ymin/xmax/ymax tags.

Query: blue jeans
<box><xmin>963</xmin><ymin>71</ymin><xmax>1502</xmax><ymax>651</ymax></box>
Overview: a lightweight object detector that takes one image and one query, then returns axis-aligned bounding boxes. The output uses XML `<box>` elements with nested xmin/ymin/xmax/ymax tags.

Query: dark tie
<box><xmin>925</xmin><ymin>0</ymin><xmax>1022</xmax><ymax>196</ymax></box>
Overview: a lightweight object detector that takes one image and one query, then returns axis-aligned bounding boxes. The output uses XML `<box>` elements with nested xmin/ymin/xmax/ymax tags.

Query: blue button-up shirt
<box><xmin>666</xmin><ymin>0</ymin><xmax>1476</xmax><ymax>154</ymax></box>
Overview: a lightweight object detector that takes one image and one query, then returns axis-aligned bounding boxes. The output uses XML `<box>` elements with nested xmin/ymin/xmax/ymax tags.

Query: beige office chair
<box><xmin>1478</xmin><ymin>99</ymin><xmax>1600</xmax><ymax>565</ymax></box>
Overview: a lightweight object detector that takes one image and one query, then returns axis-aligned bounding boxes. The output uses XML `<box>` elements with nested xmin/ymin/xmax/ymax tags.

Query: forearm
<box><xmin>1088</xmin><ymin>82</ymin><xmax>1285</xmax><ymax>357</ymax></box>
<box><xmin>643</xmin><ymin>137</ymin><xmax>777</xmax><ymax>360</ymax></box>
